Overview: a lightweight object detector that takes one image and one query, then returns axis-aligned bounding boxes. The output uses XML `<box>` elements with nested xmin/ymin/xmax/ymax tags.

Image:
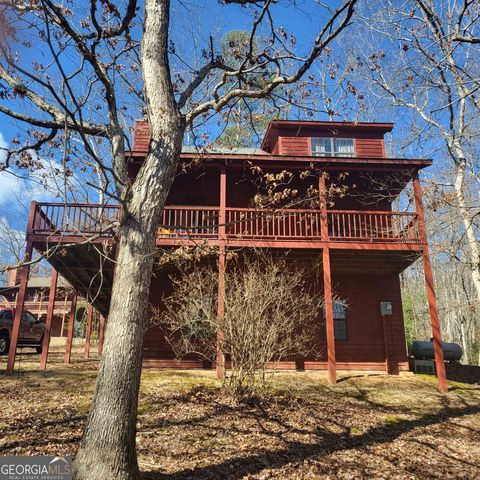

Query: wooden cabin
<box><xmin>4</xmin><ymin>119</ymin><xmax>448</xmax><ymax>391</ymax></box>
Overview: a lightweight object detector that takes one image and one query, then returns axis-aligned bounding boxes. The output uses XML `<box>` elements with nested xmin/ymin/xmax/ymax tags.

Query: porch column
<box><xmin>40</xmin><ymin>269</ymin><xmax>59</xmax><ymax>370</ymax></box>
<box><xmin>413</xmin><ymin>172</ymin><xmax>448</xmax><ymax>393</ymax></box>
<box><xmin>319</xmin><ymin>174</ymin><xmax>336</xmax><ymax>384</ymax></box>
<box><xmin>216</xmin><ymin>166</ymin><xmax>227</xmax><ymax>379</ymax></box>
<box><xmin>98</xmin><ymin>314</ymin><xmax>105</xmax><ymax>355</ymax></box>
<box><xmin>322</xmin><ymin>247</ymin><xmax>336</xmax><ymax>384</ymax></box>
<box><xmin>64</xmin><ymin>291</ymin><xmax>78</xmax><ymax>363</ymax></box>
<box><xmin>84</xmin><ymin>304</ymin><xmax>93</xmax><ymax>358</ymax></box>
<box><xmin>6</xmin><ymin>240</ymin><xmax>33</xmax><ymax>373</ymax></box>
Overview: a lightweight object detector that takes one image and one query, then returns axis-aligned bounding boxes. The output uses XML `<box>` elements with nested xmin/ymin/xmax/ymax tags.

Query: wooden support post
<box><xmin>6</xmin><ymin>202</ymin><xmax>36</xmax><ymax>374</ymax></box>
<box><xmin>381</xmin><ymin>314</ymin><xmax>392</xmax><ymax>374</ymax></box>
<box><xmin>217</xmin><ymin>248</ymin><xmax>226</xmax><ymax>379</ymax></box>
<box><xmin>61</xmin><ymin>292</ymin><xmax>68</xmax><ymax>337</ymax></box>
<box><xmin>38</xmin><ymin>290</ymin><xmax>44</xmax><ymax>318</ymax></box>
<box><xmin>84</xmin><ymin>304</ymin><xmax>93</xmax><ymax>358</ymax></box>
<box><xmin>216</xmin><ymin>166</ymin><xmax>227</xmax><ymax>379</ymax></box>
<box><xmin>6</xmin><ymin>241</ymin><xmax>33</xmax><ymax>373</ymax></box>
<box><xmin>323</xmin><ymin>247</ymin><xmax>336</xmax><ymax>384</ymax></box>
<box><xmin>40</xmin><ymin>269</ymin><xmax>59</xmax><ymax>370</ymax></box>
<box><xmin>98</xmin><ymin>314</ymin><xmax>105</xmax><ymax>355</ymax></box>
<box><xmin>413</xmin><ymin>173</ymin><xmax>448</xmax><ymax>393</ymax></box>
<box><xmin>64</xmin><ymin>291</ymin><xmax>77</xmax><ymax>363</ymax></box>
<box><xmin>319</xmin><ymin>174</ymin><xmax>335</xmax><ymax>383</ymax></box>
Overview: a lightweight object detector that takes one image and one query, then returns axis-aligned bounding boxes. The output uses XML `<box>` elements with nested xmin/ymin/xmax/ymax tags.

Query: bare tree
<box><xmin>345</xmin><ymin>0</ymin><xmax>480</xmax><ymax>365</ymax></box>
<box><xmin>357</xmin><ymin>0</ymin><xmax>480</xmax><ymax>301</ymax></box>
<box><xmin>0</xmin><ymin>1</ymin><xmax>357</xmax><ymax>478</ymax></box>
<box><xmin>154</xmin><ymin>252</ymin><xmax>324</xmax><ymax>395</ymax></box>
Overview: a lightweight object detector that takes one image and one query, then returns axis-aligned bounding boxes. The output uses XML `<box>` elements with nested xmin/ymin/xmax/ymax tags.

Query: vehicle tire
<box><xmin>0</xmin><ymin>332</ymin><xmax>9</xmax><ymax>356</ymax></box>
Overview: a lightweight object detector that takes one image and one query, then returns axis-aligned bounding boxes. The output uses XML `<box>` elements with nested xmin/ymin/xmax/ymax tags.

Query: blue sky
<box><xmin>0</xmin><ymin>0</ymin><xmax>452</xmax><ymax>275</ymax></box>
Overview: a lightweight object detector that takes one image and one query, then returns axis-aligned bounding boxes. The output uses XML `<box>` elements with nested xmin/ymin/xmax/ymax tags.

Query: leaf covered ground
<box><xmin>1</xmin><ymin>342</ymin><xmax>479</xmax><ymax>479</ymax></box>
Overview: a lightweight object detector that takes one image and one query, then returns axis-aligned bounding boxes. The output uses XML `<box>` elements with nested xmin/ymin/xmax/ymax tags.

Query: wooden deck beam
<box><xmin>153</xmin><ymin>238</ymin><xmax>424</xmax><ymax>251</ymax></box>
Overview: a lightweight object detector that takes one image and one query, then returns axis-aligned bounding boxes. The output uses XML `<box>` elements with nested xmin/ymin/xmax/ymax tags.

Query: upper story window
<box><xmin>311</xmin><ymin>137</ymin><xmax>355</xmax><ymax>157</ymax></box>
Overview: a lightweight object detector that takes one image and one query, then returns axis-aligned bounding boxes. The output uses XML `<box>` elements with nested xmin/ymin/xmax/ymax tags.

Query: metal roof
<box><xmin>181</xmin><ymin>146</ymin><xmax>265</xmax><ymax>155</ymax></box>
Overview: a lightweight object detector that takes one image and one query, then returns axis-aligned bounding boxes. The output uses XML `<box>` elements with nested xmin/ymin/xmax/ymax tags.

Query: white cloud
<box><xmin>0</xmin><ymin>132</ymin><xmax>66</xmax><ymax>206</ymax></box>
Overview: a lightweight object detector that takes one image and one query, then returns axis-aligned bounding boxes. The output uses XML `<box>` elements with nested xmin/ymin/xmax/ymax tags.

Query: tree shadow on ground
<box><xmin>336</xmin><ymin>373</ymin><xmax>382</xmax><ymax>383</ymax></box>
<box><xmin>446</xmin><ymin>364</ymin><xmax>480</xmax><ymax>385</ymax></box>
<box><xmin>141</xmin><ymin>397</ymin><xmax>480</xmax><ymax>480</ymax></box>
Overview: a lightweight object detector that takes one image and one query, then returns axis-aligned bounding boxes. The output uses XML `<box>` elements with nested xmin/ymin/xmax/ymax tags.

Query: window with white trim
<box><xmin>311</xmin><ymin>138</ymin><xmax>355</xmax><ymax>157</ymax></box>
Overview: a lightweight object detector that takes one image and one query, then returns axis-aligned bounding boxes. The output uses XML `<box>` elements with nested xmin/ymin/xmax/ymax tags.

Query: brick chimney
<box><xmin>133</xmin><ymin>120</ymin><xmax>150</xmax><ymax>151</ymax></box>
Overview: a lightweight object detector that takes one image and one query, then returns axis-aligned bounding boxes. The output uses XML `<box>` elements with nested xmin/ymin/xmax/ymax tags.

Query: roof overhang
<box><xmin>126</xmin><ymin>150</ymin><xmax>432</xmax><ymax>171</ymax></box>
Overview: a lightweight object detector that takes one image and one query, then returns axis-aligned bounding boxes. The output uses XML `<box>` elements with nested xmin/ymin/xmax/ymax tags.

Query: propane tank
<box><xmin>410</xmin><ymin>339</ymin><xmax>463</xmax><ymax>362</ymax></box>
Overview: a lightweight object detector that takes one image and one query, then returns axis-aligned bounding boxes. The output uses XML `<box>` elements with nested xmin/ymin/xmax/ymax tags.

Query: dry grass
<box><xmin>1</xmin><ymin>346</ymin><xmax>479</xmax><ymax>479</ymax></box>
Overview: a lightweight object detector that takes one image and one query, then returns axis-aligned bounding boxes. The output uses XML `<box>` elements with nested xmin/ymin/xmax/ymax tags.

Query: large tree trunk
<box><xmin>453</xmin><ymin>157</ymin><xmax>480</xmax><ymax>304</ymax></box>
<box><xmin>73</xmin><ymin>1</ymin><xmax>184</xmax><ymax>478</ymax></box>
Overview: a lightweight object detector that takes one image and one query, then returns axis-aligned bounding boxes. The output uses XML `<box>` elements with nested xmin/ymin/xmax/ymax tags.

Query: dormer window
<box><xmin>311</xmin><ymin>138</ymin><xmax>355</xmax><ymax>157</ymax></box>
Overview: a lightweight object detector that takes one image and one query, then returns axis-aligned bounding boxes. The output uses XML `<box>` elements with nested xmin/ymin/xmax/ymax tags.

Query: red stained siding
<box><xmin>143</xmin><ymin>267</ymin><xmax>407</xmax><ymax>372</ymax></box>
<box><xmin>133</xmin><ymin>120</ymin><xmax>387</xmax><ymax>158</ymax></box>
<box><xmin>356</xmin><ymin>138</ymin><xmax>385</xmax><ymax>157</ymax></box>
<box><xmin>278</xmin><ymin>136</ymin><xmax>311</xmax><ymax>156</ymax></box>
<box><xmin>266</xmin><ymin>124</ymin><xmax>388</xmax><ymax>158</ymax></box>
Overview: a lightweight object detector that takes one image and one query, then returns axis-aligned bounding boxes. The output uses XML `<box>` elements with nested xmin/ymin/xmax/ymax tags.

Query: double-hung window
<box><xmin>323</xmin><ymin>300</ymin><xmax>348</xmax><ymax>341</ymax></box>
<box><xmin>311</xmin><ymin>138</ymin><xmax>355</xmax><ymax>157</ymax></box>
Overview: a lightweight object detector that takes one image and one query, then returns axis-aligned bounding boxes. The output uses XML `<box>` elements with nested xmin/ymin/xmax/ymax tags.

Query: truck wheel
<box><xmin>0</xmin><ymin>332</ymin><xmax>9</xmax><ymax>356</ymax></box>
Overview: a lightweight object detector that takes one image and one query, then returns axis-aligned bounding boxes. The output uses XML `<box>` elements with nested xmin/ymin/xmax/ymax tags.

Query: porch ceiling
<box><xmin>33</xmin><ymin>241</ymin><xmax>116</xmax><ymax>317</ymax></box>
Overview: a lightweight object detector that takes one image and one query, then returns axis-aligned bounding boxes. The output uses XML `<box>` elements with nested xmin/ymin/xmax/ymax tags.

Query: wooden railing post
<box><xmin>84</xmin><ymin>304</ymin><xmax>93</xmax><ymax>358</ymax></box>
<box><xmin>413</xmin><ymin>172</ymin><xmax>448</xmax><ymax>393</ymax></box>
<box><xmin>40</xmin><ymin>269</ymin><xmax>59</xmax><ymax>370</ymax></box>
<box><xmin>216</xmin><ymin>166</ymin><xmax>227</xmax><ymax>379</ymax></box>
<box><xmin>64</xmin><ymin>291</ymin><xmax>77</xmax><ymax>363</ymax></box>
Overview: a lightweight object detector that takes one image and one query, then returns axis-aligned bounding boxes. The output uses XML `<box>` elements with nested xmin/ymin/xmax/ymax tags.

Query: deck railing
<box><xmin>32</xmin><ymin>203</ymin><xmax>120</xmax><ymax>236</ymax></box>
<box><xmin>0</xmin><ymin>301</ymin><xmax>71</xmax><ymax>313</ymax></box>
<box><xmin>158</xmin><ymin>206</ymin><xmax>220</xmax><ymax>238</ymax></box>
<box><xmin>31</xmin><ymin>203</ymin><xmax>421</xmax><ymax>244</ymax></box>
<box><xmin>225</xmin><ymin>208</ymin><xmax>322</xmax><ymax>239</ymax></box>
<box><xmin>327</xmin><ymin>210</ymin><xmax>419</xmax><ymax>242</ymax></box>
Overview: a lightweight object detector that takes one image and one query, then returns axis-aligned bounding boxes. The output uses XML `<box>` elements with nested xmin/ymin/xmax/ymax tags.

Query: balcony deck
<box><xmin>30</xmin><ymin>203</ymin><xmax>422</xmax><ymax>249</ymax></box>
<box><xmin>25</xmin><ymin>202</ymin><xmax>424</xmax><ymax>316</ymax></box>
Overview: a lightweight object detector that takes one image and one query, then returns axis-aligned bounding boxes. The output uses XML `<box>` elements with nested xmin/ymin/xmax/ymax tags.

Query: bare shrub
<box><xmin>153</xmin><ymin>253</ymin><xmax>324</xmax><ymax>395</ymax></box>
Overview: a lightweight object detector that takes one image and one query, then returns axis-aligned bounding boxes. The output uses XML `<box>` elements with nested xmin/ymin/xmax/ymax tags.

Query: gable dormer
<box><xmin>261</xmin><ymin>120</ymin><xmax>393</xmax><ymax>158</ymax></box>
